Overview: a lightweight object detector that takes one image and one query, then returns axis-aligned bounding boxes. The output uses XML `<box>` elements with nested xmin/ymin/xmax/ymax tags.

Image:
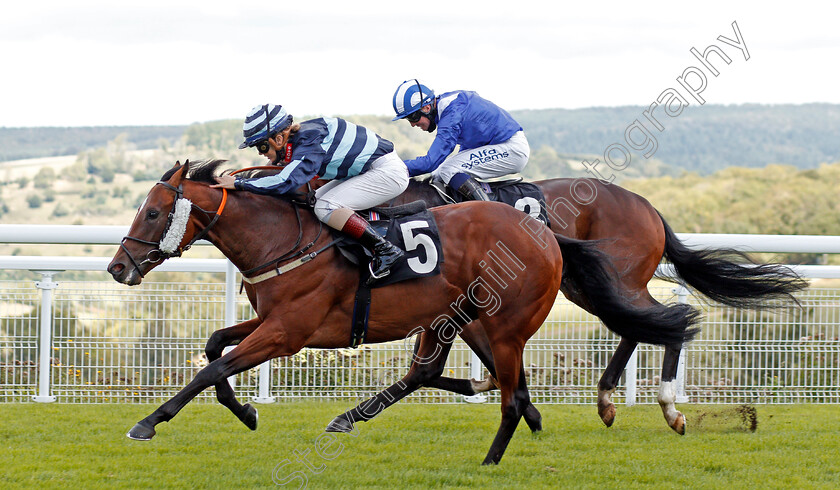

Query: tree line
<box><xmin>5</xmin><ymin>103</ymin><xmax>840</xmax><ymax>177</ymax></box>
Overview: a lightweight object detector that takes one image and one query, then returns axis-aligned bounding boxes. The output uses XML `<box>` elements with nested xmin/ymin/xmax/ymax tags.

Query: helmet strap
<box><xmin>424</xmin><ymin>103</ymin><xmax>438</xmax><ymax>133</ymax></box>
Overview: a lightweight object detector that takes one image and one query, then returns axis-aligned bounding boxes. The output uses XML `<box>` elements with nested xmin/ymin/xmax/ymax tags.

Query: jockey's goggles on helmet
<box><xmin>255</xmin><ymin>139</ymin><xmax>272</xmax><ymax>155</ymax></box>
<box><xmin>406</xmin><ymin>110</ymin><xmax>424</xmax><ymax>124</ymax></box>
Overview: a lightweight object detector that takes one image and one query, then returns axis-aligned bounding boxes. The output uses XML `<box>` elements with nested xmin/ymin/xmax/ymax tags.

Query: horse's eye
<box><xmin>146</xmin><ymin>209</ymin><xmax>160</xmax><ymax>220</ymax></box>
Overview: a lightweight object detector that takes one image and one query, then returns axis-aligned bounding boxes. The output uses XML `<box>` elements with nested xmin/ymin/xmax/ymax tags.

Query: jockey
<box><xmin>391</xmin><ymin>79</ymin><xmax>530</xmax><ymax>201</ymax></box>
<box><xmin>213</xmin><ymin>104</ymin><xmax>409</xmax><ymax>282</ymax></box>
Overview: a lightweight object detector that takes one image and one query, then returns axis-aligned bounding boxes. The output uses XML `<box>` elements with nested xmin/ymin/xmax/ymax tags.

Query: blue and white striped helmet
<box><xmin>392</xmin><ymin>79</ymin><xmax>435</xmax><ymax>121</ymax></box>
<box><xmin>238</xmin><ymin>104</ymin><xmax>293</xmax><ymax>149</ymax></box>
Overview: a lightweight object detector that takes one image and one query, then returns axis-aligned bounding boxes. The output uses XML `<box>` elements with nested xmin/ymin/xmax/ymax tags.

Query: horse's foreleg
<box><xmin>327</xmin><ymin>332</ymin><xmax>453</xmax><ymax>433</ymax></box>
<box><xmin>598</xmin><ymin>337</ymin><xmax>638</xmax><ymax>427</ymax></box>
<box><xmin>658</xmin><ymin>343</ymin><xmax>686</xmax><ymax>435</ymax></box>
<box><xmin>127</xmin><ymin>324</ymin><xmax>286</xmax><ymax>441</ymax></box>
<box><xmin>204</xmin><ymin>318</ymin><xmax>262</xmax><ymax>430</ymax></box>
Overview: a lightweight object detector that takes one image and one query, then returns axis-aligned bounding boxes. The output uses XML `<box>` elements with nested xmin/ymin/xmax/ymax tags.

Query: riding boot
<box><xmin>454</xmin><ymin>176</ymin><xmax>490</xmax><ymax>201</ymax></box>
<box><xmin>342</xmin><ymin>213</ymin><xmax>405</xmax><ymax>281</ymax></box>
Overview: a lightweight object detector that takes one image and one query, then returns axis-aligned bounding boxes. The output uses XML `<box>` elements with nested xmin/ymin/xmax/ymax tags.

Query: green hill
<box><xmin>0</xmin><ymin>125</ymin><xmax>185</xmax><ymax>162</ymax></box>
<box><xmin>4</xmin><ymin>104</ymin><xmax>840</xmax><ymax>178</ymax></box>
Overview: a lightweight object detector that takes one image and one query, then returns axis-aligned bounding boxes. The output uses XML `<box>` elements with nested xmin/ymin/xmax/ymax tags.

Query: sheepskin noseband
<box><xmin>159</xmin><ymin>198</ymin><xmax>192</xmax><ymax>254</ymax></box>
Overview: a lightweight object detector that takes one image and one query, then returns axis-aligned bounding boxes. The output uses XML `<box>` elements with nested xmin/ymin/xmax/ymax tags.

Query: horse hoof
<box><xmin>126</xmin><ymin>421</ymin><xmax>156</xmax><ymax>441</ymax></box>
<box><xmin>598</xmin><ymin>403</ymin><xmax>616</xmax><ymax>427</ymax></box>
<box><xmin>242</xmin><ymin>403</ymin><xmax>258</xmax><ymax>431</ymax></box>
<box><xmin>524</xmin><ymin>405</ymin><xmax>543</xmax><ymax>433</ymax></box>
<box><xmin>670</xmin><ymin>412</ymin><xmax>686</xmax><ymax>435</ymax></box>
<box><xmin>325</xmin><ymin>415</ymin><xmax>354</xmax><ymax>433</ymax></box>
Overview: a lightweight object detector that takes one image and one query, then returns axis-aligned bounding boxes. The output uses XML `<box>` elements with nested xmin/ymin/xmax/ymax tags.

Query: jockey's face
<box><xmin>408</xmin><ymin>104</ymin><xmax>434</xmax><ymax>133</ymax></box>
<box><xmin>256</xmin><ymin>134</ymin><xmax>283</xmax><ymax>165</ymax></box>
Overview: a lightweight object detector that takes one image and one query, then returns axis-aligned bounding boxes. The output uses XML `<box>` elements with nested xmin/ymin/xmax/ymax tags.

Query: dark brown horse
<box><xmin>329</xmin><ymin>177</ymin><xmax>806</xmax><ymax>434</ymax></box>
<box><xmin>107</xmin><ymin>160</ymin><xmax>698</xmax><ymax>464</ymax></box>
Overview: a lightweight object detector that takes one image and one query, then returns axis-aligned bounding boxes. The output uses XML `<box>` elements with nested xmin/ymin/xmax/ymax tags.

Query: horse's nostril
<box><xmin>108</xmin><ymin>263</ymin><xmax>124</xmax><ymax>275</ymax></box>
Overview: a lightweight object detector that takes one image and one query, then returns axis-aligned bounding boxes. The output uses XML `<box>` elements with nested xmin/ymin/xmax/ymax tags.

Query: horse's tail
<box><xmin>658</xmin><ymin>212</ymin><xmax>808</xmax><ymax>309</ymax></box>
<box><xmin>554</xmin><ymin>233</ymin><xmax>700</xmax><ymax>346</ymax></box>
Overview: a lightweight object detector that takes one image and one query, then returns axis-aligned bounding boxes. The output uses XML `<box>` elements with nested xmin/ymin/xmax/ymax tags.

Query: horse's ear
<box><xmin>160</xmin><ymin>161</ymin><xmax>187</xmax><ymax>183</ymax></box>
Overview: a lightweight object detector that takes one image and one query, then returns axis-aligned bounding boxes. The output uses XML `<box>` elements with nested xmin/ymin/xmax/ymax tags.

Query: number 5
<box><xmin>400</xmin><ymin>220</ymin><xmax>437</xmax><ymax>274</ymax></box>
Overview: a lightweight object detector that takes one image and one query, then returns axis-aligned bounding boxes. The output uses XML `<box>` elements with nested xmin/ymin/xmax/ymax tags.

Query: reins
<box><xmin>121</xmin><ymin>165</ymin><xmax>341</xmax><ymax>286</ymax></box>
<box><xmin>226</xmin><ymin>167</ymin><xmax>343</xmax><ymax>285</ymax></box>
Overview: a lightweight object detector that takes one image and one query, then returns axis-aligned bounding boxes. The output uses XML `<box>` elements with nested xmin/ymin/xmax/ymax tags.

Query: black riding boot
<box><xmin>455</xmin><ymin>176</ymin><xmax>490</xmax><ymax>201</ymax></box>
<box><xmin>343</xmin><ymin>214</ymin><xmax>405</xmax><ymax>281</ymax></box>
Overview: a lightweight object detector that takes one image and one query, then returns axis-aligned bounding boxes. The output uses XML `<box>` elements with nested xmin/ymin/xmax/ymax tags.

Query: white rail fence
<box><xmin>1</xmin><ymin>225</ymin><xmax>839</xmax><ymax>405</ymax></box>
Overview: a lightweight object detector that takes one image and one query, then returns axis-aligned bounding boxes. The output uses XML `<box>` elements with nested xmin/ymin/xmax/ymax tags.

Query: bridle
<box><xmin>118</xmin><ymin>167</ymin><xmax>336</xmax><ymax>285</ymax></box>
<box><xmin>118</xmin><ymin>180</ymin><xmax>228</xmax><ymax>278</ymax></box>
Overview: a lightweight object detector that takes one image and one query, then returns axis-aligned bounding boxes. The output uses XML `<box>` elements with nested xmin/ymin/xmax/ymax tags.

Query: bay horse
<box><xmin>107</xmin><ymin>160</ymin><xmax>698</xmax><ymax>464</ymax></box>
<box><xmin>330</xmin><ymin>177</ymin><xmax>806</xmax><ymax>434</ymax></box>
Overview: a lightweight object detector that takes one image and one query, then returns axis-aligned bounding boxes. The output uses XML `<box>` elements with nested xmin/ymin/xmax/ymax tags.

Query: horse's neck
<box><xmin>202</xmin><ymin>191</ymin><xmax>313</xmax><ymax>273</ymax></box>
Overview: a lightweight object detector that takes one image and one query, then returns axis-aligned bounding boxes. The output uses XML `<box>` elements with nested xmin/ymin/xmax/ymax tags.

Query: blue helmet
<box><xmin>238</xmin><ymin>104</ymin><xmax>293</xmax><ymax>149</ymax></box>
<box><xmin>392</xmin><ymin>79</ymin><xmax>435</xmax><ymax>121</ymax></box>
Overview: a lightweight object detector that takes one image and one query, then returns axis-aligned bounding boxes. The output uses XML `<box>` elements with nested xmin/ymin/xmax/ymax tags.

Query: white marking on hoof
<box><xmin>658</xmin><ymin>380</ymin><xmax>685</xmax><ymax>434</ymax></box>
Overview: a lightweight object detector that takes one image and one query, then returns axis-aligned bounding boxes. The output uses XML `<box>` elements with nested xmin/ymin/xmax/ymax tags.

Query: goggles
<box><xmin>406</xmin><ymin>110</ymin><xmax>424</xmax><ymax>124</ymax></box>
<box><xmin>255</xmin><ymin>139</ymin><xmax>272</xmax><ymax>155</ymax></box>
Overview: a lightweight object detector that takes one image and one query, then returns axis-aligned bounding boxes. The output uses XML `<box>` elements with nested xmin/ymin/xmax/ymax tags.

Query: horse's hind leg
<box><xmin>204</xmin><ymin>318</ymin><xmax>262</xmax><ymax>430</ymax></box>
<box><xmin>658</xmin><ymin>344</ymin><xmax>686</xmax><ymax>435</ymax></box>
<box><xmin>482</xmin><ymin>341</ymin><xmax>528</xmax><ymax>465</ymax></box>
<box><xmin>597</xmin><ymin>337</ymin><xmax>637</xmax><ymax>427</ymax></box>
<box><xmin>412</xmin><ymin>323</ymin><xmax>543</xmax><ymax>432</ymax></box>
<box><xmin>407</xmin><ymin>333</ymin><xmax>476</xmax><ymax>396</ymax></box>
<box><xmin>327</xmin><ymin>332</ymin><xmax>454</xmax><ymax>433</ymax></box>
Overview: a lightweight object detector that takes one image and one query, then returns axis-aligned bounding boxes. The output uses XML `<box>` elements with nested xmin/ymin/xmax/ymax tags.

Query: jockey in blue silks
<box><xmin>213</xmin><ymin>104</ymin><xmax>409</xmax><ymax>282</ymax></box>
<box><xmin>391</xmin><ymin>79</ymin><xmax>530</xmax><ymax>201</ymax></box>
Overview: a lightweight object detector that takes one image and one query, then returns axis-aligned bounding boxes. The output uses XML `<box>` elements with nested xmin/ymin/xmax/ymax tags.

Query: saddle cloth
<box><xmin>433</xmin><ymin>178</ymin><xmax>551</xmax><ymax>227</ymax></box>
<box><xmin>335</xmin><ymin>200</ymin><xmax>444</xmax><ymax>289</ymax></box>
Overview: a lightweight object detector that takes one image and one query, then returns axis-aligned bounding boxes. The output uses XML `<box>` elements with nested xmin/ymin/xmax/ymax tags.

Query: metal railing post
<box><xmin>625</xmin><ymin>349</ymin><xmax>637</xmax><ymax>406</ymax></box>
<box><xmin>674</xmin><ymin>284</ymin><xmax>689</xmax><ymax>403</ymax></box>
<box><xmin>223</xmin><ymin>261</ymin><xmax>238</xmax><ymax>391</ymax></box>
<box><xmin>33</xmin><ymin>271</ymin><xmax>60</xmax><ymax>403</ymax></box>
<box><xmin>253</xmin><ymin>361</ymin><xmax>276</xmax><ymax>404</ymax></box>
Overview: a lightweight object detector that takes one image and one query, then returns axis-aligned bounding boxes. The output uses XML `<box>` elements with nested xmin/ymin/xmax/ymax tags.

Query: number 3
<box><xmin>515</xmin><ymin>197</ymin><xmax>544</xmax><ymax>222</ymax></box>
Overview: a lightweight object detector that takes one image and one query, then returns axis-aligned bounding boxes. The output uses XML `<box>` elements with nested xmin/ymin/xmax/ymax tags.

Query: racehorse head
<box><xmin>108</xmin><ymin>160</ymin><xmax>209</xmax><ymax>285</ymax></box>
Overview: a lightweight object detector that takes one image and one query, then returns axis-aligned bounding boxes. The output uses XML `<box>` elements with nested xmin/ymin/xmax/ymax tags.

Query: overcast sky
<box><xmin>2</xmin><ymin>0</ymin><xmax>838</xmax><ymax>127</ymax></box>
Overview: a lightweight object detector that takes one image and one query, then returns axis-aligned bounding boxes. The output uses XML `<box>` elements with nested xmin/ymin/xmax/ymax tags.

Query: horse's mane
<box><xmin>159</xmin><ymin>160</ymin><xmax>283</xmax><ymax>185</ymax></box>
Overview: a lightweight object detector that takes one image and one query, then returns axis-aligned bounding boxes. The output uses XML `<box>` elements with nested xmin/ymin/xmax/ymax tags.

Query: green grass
<box><xmin>0</xmin><ymin>402</ymin><xmax>838</xmax><ymax>489</ymax></box>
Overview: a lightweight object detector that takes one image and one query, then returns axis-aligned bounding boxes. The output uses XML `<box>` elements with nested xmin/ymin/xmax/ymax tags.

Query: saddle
<box><xmin>331</xmin><ymin>199</ymin><xmax>444</xmax><ymax>348</ymax></box>
<box><xmin>333</xmin><ymin>199</ymin><xmax>444</xmax><ymax>289</ymax></box>
<box><xmin>425</xmin><ymin>176</ymin><xmax>551</xmax><ymax>226</ymax></box>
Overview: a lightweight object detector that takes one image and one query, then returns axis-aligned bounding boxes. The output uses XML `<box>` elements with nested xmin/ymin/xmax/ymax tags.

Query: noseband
<box><xmin>118</xmin><ymin>181</ymin><xmax>227</xmax><ymax>278</ymax></box>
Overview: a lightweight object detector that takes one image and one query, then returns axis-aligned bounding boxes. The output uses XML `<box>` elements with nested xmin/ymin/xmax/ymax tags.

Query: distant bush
<box><xmin>51</xmin><ymin>202</ymin><xmax>70</xmax><ymax>217</ymax></box>
<box><xmin>33</xmin><ymin>167</ymin><xmax>56</xmax><ymax>189</ymax></box>
<box><xmin>26</xmin><ymin>194</ymin><xmax>42</xmax><ymax>208</ymax></box>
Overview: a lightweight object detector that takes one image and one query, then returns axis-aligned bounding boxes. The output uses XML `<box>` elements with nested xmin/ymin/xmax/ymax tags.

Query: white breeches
<box><xmin>433</xmin><ymin>130</ymin><xmax>530</xmax><ymax>184</ymax></box>
<box><xmin>313</xmin><ymin>151</ymin><xmax>409</xmax><ymax>222</ymax></box>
